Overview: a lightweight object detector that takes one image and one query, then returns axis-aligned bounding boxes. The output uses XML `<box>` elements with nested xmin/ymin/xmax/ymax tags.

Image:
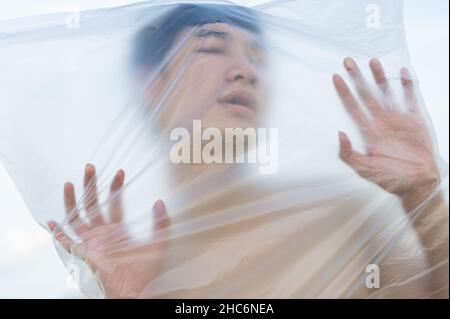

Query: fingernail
<box><xmin>47</xmin><ymin>221</ymin><xmax>56</xmax><ymax>231</ymax></box>
<box><xmin>153</xmin><ymin>199</ymin><xmax>166</xmax><ymax>216</ymax></box>
<box><xmin>85</xmin><ymin>163</ymin><xmax>95</xmax><ymax>173</ymax></box>
<box><xmin>332</xmin><ymin>74</ymin><xmax>344</xmax><ymax>87</ymax></box>
<box><xmin>116</xmin><ymin>169</ymin><xmax>125</xmax><ymax>178</ymax></box>
<box><xmin>370</xmin><ymin>57</ymin><xmax>380</xmax><ymax>64</ymax></box>
<box><xmin>344</xmin><ymin>57</ymin><xmax>356</xmax><ymax>70</ymax></box>
<box><xmin>401</xmin><ymin>67</ymin><xmax>411</xmax><ymax>80</ymax></box>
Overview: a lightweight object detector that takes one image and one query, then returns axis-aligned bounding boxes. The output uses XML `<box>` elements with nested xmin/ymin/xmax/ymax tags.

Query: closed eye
<box><xmin>194</xmin><ymin>29</ymin><xmax>229</xmax><ymax>39</ymax></box>
<box><xmin>197</xmin><ymin>47</ymin><xmax>226</xmax><ymax>54</ymax></box>
<box><xmin>194</xmin><ymin>29</ymin><xmax>228</xmax><ymax>55</ymax></box>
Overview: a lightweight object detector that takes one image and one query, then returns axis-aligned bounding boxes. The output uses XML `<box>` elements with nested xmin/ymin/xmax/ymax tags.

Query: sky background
<box><xmin>0</xmin><ymin>0</ymin><xmax>448</xmax><ymax>298</ymax></box>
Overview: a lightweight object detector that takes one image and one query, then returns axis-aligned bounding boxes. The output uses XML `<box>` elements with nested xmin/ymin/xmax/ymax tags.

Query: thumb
<box><xmin>338</xmin><ymin>131</ymin><xmax>369</xmax><ymax>173</ymax></box>
<box><xmin>152</xmin><ymin>199</ymin><xmax>170</xmax><ymax>232</ymax></box>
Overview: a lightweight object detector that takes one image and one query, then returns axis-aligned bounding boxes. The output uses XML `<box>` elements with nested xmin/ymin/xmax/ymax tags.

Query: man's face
<box><xmin>148</xmin><ymin>22</ymin><xmax>267</xmax><ymax>132</ymax></box>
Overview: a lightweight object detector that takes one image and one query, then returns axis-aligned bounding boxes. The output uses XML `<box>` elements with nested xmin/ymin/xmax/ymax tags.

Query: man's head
<box><xmin>132</xmin><ymin>4</ymin><xmax>268</xmax><ymax>132</ymax></box>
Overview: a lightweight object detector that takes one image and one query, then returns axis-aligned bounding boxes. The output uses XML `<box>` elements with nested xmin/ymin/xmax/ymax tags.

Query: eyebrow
<box><xmin>194</xmin><ymin>29</ymin><xmax>229</xmax><ymax>39</ymax></box>
<box><xmin>193</xmin><ymin>27</ymin><xmax>266</xmax><ymax>54</ymax></box>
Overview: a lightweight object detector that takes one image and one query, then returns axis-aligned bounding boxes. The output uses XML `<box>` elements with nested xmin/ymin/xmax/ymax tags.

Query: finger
<box><xmin>338</xmin><ymin>131</ymin><xmax>370</xmax><ymax>175</ymax></box>
<box><xmin>150</xmin><ymin>199</ymin><xmax>170</xmax><ymax>250</ymax></box>
<box><xmin>333</xmin><ymin>74</ymin><xmax>369</xmax><ymax>128</ymax></box>
<box><xmin>64</xmin><ymin>183</ymin><xmax>89</xmax><ymax>235</ymax></box>
<box><xmin>344</xmin><ymin>57</ymin><xmax>383</xmax><ymax>115</ymax></box>
<box><xmin>109</xmin><ymin>169</ymin><xmax>125</xmax><ymax>224</ymax></box>
<box><xmin>369</xmin><ymin>58</ymin><xmax>394</xmax><ymax>100</ymax></box>
<box><xmin>370</xmin><ymin>58</ymin><xmax>397</xmax><ymax>110</ymax></box>
<box><xmin>152</xmin><ymin>199</ymin><xmax>170</xmax><ymax>233</ymax></box>
<box><xmin>83</xmin><ymin>163</ymin><xmax>105</xmax><ymax>226</ymax></box>
<box><xmin>400</xmin><ymin>67</ymin><xmax>418</xmax><ymax>112</ymax></box>
<box><xmin>64</xmin><ymin>182</ymin><xmax>78</xmax><ymax>217</ymax></box>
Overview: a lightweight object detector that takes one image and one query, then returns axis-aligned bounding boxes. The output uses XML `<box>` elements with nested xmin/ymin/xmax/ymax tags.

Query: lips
<box><xmin>218</xmin><ymin>89</ymin><xmax>257</xmax><ymax>115</ymax></box>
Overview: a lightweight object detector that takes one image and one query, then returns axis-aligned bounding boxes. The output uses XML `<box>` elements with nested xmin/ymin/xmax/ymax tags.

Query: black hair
<box><xmin>132</xmin><ymin>3</ymin><xmax>262</xmax><ymax>69</ymax></box>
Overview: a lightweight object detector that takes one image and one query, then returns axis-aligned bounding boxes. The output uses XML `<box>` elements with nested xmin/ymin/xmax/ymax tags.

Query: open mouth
<box><xmin>218</xmin><ymin>90</ymin><xmax>257</xmax><ymax>115</ymax></box>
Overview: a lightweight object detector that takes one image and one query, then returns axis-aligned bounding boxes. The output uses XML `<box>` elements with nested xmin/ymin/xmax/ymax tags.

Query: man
<box><xmin>48</xmin><ymin>4</ymin><xmax>448</xmax><ymax>298</ymax></box>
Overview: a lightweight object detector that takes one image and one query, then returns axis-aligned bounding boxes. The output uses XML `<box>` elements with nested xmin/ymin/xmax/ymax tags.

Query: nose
<box><xmin>225</xmin><ymin>59</ymin><xmax>258</xmax><ymax>86</ymax></box>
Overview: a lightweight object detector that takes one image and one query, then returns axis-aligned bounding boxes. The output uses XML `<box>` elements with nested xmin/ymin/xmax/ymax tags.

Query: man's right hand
<box><xmin>47</xmin><ymin>164</ymin><xmax>170</xmax><ymax>298</ymax></box>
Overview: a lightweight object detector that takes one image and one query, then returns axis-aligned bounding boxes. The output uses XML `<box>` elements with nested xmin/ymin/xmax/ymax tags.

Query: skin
<box><xmin>47</xmin><ymin>23</ymin><xmax>448</xmax><ymax>298</ymax></box>
<box><xmin>145</xmin><ymin>23</ymin><xmax>267</xmax><ymax>134</ymax></box>
<box><xmin>334</xmin><ymin>57</ymin><xmax>448</xmax><ymax>297</ymax></box>
<box><xmin>48</xmin><ymin>167</ymin><xmax>170</xmax><ymax>298</ymax></box>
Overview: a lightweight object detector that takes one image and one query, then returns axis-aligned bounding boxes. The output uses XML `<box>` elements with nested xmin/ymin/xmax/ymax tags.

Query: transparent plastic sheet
<box><xmin>0</xmin><ymin>0</ymin><xmax>448</xmax><ymax>298</ymax></box>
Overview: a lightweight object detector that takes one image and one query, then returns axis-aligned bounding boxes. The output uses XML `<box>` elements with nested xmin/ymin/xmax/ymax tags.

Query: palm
<box><xmin>333</xmin><ymin>58</ymin><xmax>439</xmax><ymax>197</ymax></box>
<box><xmin>80</xmin><ymin>224</ymin><xmax>167</xmax><ymax>298</ymax></box>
